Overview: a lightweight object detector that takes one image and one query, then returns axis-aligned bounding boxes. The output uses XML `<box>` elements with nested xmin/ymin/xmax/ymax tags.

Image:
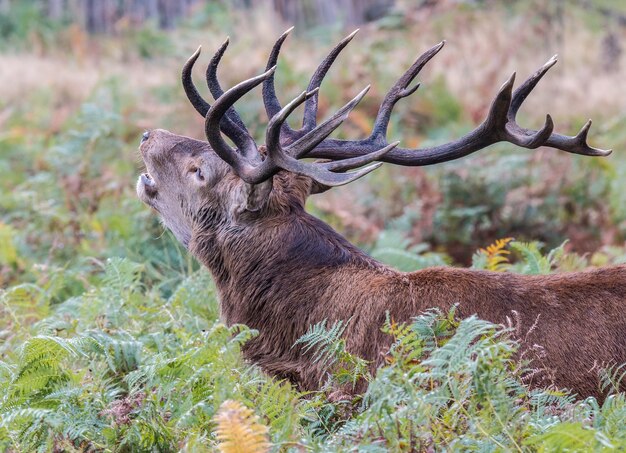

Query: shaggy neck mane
<box><xmin>188</xmin><ymin>175</ymin><xmax>388</xmax><ymax>327</ymax></box>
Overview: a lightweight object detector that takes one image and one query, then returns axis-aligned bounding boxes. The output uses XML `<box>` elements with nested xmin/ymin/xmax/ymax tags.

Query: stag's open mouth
<box><xmin>137</xmin><ymin>173</ymin><xmax>158</xmax><ymax>204</ymax></box>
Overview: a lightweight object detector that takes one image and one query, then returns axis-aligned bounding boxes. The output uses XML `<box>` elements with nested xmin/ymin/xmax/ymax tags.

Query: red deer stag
<box><xmin>136</xmin><ymin>30</ymin><xmax>622</xmax><ymax>399</ymax></box>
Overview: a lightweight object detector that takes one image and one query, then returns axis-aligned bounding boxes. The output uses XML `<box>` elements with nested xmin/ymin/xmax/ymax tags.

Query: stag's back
<box><xmin>328</xmin><ymin>265</ymin><xmax>626</xmax><ymax>398</ymax></box>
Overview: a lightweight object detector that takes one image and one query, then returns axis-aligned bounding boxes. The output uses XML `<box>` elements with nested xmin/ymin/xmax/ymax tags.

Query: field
<box><xmin>2</xmin><ymin>1</ymin><xmax>626</xmax><ymax>451</ymax></box>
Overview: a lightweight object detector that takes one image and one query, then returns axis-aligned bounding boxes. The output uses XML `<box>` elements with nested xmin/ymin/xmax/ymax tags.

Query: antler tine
<box><xmin>274</xmin><ymin>156</ymin><xmax>385</xmax><ymax>187</ymax></box>
<box><xmin>206</xmin><ymin>37</ymin><xmax>249</xmax><ymax>131</ymax></box>
<box><xmin>477</xmin><ymin>71</ymin><xmax>554</xmax><ymax>149</ymax></box>
<box><xmin>260</xmin><ymin>87</ymin><xmax>394</xmax><ymax>186</ymax></box>
<box><xmin>370</xmin><ymin>41</ymin><xmax>445</xmax><ymax>142</ymax></box>
<box><xmin>509</xmin><ymin>55</ymin><xmax>557</xmax><ymax>121</ymax></box>
<box><xmin>306</xmin><ymin>53</ymin><xmax>609</xmax><ymax>165</ymax></box>
<box><xmin>265</xmin><ymin>89</ymin><xmax>317</xmax><ymax>160</ymax></box>
<box><xmin>310</xmin><ymin>162</ymin><xmax>384</xmax><ymax>187</ymax></box>
<box><xmin>288</xmin><ymin>85</ymin><xmax>370</xmax><ymax>159</ymax></box>
<box><xmin>205</xmin><ymin>67</ymin><xmax>276</xmax><ymax>176</ymax></box>
<box><xmin>206</xmin><ymin>38</ymin><xmax>228</xmax><ymax>98</ymax></box>
<box><xmin>182</xmin><ymin>46</ymin><xmax>210</xmax><ymax>117</ymax></box>
<box><xmin>263</xmin><ymin>27</ymin><xmax>294</xmax><ymax>118</ymax></box>
<box><xmin>183</xmin><ymin>45</ymin><xmax>258</xmax><ymax>155</ymax></box>
<box><xmin>262</xmin><ymin>28</ymin><xmax>359</xmax><ymax>144</ymax></box>
<box><xmin>545</xmin><ymin>120</ymin><xmax>611</xmax><ymax>156</ymax></box>
<box><xmin>491</xmin><ymin>57</ymin><xmax>610</xmax><ymax>154</ymax></box>
<box><xmin>508</xmin><ymin>55</ymin><xmax>610</xmax><ymax>156</ymax></box>
<box><xmin>301</xmin><ymin>29</ymin><xmax>360</xmax><ymax>132</ymax></box>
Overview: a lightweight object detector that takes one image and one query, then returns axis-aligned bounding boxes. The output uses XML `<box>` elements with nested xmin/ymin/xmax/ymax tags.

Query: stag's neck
<box><xmin>190</xmin><ymin>207</ymin><xmax>389</xmax><ymax>325</ymax></box>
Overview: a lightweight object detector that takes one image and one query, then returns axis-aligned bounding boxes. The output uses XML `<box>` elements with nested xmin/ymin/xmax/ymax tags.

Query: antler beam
<box><xmin>204</xmin><ymin>67</ymin><xmax>394</xmax><ymax>185</ymax></box>
<box><xmin>183</xmin><ymin>29</ymin><xmax>610</xmax><ymax>188</ymax></box>
<box><xmin>262</xmin><ymin>30</ymin><xmax>610</xmax><ymax>165</ymax></box>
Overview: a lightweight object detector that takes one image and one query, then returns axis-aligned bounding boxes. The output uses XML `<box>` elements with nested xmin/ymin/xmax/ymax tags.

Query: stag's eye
<box><xmin>190</xmin><ymin>167</ymin><xmax>204</xmax><ymax>181</ymax></box>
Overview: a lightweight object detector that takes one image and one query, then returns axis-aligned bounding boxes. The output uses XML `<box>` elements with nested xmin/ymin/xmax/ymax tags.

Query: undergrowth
<box><xmin>2</xmin><ymin>3</ymin><xmax>626</xmax><ymax>450</ymax></box>
<box><xmin>1</xmin><ymin>240</ymin><xmax>626</xmax><ymax>451</ymax></box>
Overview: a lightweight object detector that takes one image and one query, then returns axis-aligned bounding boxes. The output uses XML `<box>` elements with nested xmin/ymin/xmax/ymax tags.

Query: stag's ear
<box><xmin>309</xmin><ymin>180</ymin><xmax>331</xmax><ymax>195</ymax></box>
<box><xmin>234</xmin><ymin>179</ymin><xmax>273</xmax><ymax>213</ymax></box>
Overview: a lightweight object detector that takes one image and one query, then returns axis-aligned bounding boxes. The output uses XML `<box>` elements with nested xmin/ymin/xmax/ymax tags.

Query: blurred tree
<box><xmin>2</xmin><ymin>0</ymin><xmax>626</xmax><ymax>36</ymax></box>
<box><xmin>271</xmin><ymin>0</ymin><xmax>395</xmax><ymax>28</ymax></box>
<box><xmin>601</xmin><ymin>30</ymin><xmax>622</xmax><ymax>73</ymax></box>
<box><xmin>48</xmin><ymin>0</ymin><xmax>63</xmax><ymax>20</ymax></box>
<box><xmin>12</xmin><ymin>0</ymin><xmax>201</xmax><ymax>33</ymax></box>
<box><xmin>25</xmin><ymin>0</ymin><xmax>396</xmax><ymax>33</ymax></box>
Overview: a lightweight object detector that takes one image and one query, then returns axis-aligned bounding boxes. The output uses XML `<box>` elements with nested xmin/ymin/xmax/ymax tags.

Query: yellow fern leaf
<box><xmin>480</xmin><ymin>238</ymin><xmax>513</xmax><ymax>272</ymax></box>
<box><xmin>214</xmin><ymin>400</ymin><xmax>270</xmax><ymax>453</ymax></box>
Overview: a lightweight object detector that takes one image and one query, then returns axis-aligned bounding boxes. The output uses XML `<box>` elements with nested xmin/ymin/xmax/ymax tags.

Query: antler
<box><xmin>262</xmin><ymin>27</ymin><xmax>360</xmax><ymax>143</ymax></box>
<box><xmin>182</xmin><ymin>35</ymin><xmax>395</xmax><ymax>187</ymax></box>
<box><xmin>262</xmin><ymin>30</ymin><xmax>610</xmax><ymax>165</ymax></box>
<box><xmin>203</xmin><ymin>66</ymin><xmax>396</xmax><ymax>186</ymax></box>
<box><xmin>184</xmin><ymin>30</ymin><xmax>610</xmax><ymax>189</ymax></box>
<box><xmin>182</xmin><ymin>45</ymin><xmax>258</xmax><ymax>159</ymax></box>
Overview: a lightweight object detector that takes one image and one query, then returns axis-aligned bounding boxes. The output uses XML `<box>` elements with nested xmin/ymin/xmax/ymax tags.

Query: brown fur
<box><xmin>138</xmin><ymin>130</ymin><xmax>626</xmax><ymax>400</ymax></box>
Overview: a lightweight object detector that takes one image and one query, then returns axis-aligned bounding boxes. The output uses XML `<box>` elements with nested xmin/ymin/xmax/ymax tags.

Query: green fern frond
<box><xmin>84</xmin><ymin>330</ymin><xmax>142</xmax><ymax>374</ymax></box>
<box><xmin>526</xmin><ymin>422</ymin><xmax>614</xmax><ymax>450</ymax></box>
<box><xmin>600</xmin><ymin>362</ymin><xmax>626</xmax><ymax>395</ymax></box>
<box><xmin>101</xmin><ymin>258</ymin><xmax>144</xmax><ymax>293</ymax></box>
<box><xmin>509</xmin><ymin>241</ymin><xmax>547</xmax><ymax>274</ymax></box>
<box><xmin>293</xmin><ymin>319</ymin><xmax>348</xmax><ymax>367</ymax></box>
<box><xmin>509</xmin><ymin>240</ymin><xmax>568</xmax><ymax>275</ymax></box>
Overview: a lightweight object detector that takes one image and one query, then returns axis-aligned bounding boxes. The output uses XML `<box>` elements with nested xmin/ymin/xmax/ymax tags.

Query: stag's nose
<box><xmin>141</xmin><ymin>130</ymin><xmax>150</xmax><ymax>144</ymax></box>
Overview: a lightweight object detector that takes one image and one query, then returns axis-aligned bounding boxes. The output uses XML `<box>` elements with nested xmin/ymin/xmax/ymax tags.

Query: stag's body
<box><xmin>187</xmin><ymin>171</ymin><xmax>626</xmax><ymax>398</ymax></box>
<box><xmin>137</xmin><ymin>30</ymin><xmax>618</xmax><ymax>399</ymax></box>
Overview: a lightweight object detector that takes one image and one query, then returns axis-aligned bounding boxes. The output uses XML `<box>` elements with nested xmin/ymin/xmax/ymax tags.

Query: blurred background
<box><xmin>1</xmin><ymin>0</ymin><xmax>626</xmax><ymax>294</ymax></box>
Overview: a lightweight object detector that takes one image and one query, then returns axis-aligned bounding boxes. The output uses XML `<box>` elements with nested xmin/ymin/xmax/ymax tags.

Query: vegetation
<box><xmin>2</xmin><ymin>1</ymin><xmax>626</xmax><ymax>450</ymax></box>
<box><xmin>3</xmin><ymin>245</ymin><xmax>626</xmax><ymax>451</ymax></box>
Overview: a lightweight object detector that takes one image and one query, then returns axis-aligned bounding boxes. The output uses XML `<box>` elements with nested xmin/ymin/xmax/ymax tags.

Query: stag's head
<box><xmin>137</xmin><ymin>29</ymin><xmax>609</xmax><ymax>250</ymax></box>
<box><xmin>137</xmin><ymin>128</ymin><xmax>234</xmax><ymax>246</ymax></box>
